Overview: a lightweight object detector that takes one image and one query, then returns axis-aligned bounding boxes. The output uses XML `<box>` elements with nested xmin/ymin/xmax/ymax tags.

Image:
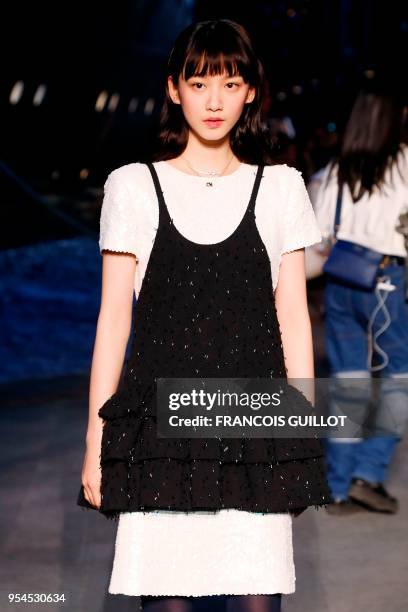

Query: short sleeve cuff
<box><xmin>99</xmin><ymin>169</ymin><xmax>139</xmax><ymax>256</ymax></box>
<box><xmin>280</xmin><ymin>168</ymin><xmax>323</xmax><ymax>255</ymax></box>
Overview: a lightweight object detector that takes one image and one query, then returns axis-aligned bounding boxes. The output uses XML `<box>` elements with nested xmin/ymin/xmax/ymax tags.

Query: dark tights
<box><xmin>140</xmin><ymin>594</ymin><xmax>282</xmax><ymax>612</ymax></box>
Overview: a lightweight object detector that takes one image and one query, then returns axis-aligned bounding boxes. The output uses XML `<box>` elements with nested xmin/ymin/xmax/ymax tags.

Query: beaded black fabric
<box><xmin>77</xmin><ymin>163</ymin><xmax>332</xmax><ymax>521</ymax></box>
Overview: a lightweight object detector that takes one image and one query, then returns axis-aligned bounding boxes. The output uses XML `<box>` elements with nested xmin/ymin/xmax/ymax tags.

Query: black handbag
<box><xmin>323</xmin><ymin>183</ymin><xmax>384</xmax><ymax>290</ymax></box>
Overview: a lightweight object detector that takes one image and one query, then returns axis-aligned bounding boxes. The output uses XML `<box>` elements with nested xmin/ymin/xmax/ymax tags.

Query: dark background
<box><xmin>2</xmin><ymin>1</ymin><xmax>407</xmax><ymax>192</ymax></box>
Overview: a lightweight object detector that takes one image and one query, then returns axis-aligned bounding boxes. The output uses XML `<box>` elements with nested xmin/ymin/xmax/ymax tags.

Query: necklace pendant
<box><xmin>206</xmin><ymin>181</ymin><xmax>213</xmax><ymax>187</ymax></box>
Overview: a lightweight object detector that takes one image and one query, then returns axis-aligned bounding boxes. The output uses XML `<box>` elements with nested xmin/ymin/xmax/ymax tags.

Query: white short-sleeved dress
<box><xmin>98</xmin><ymin>161</ymin><xmax>322</xmax><ymax>597</ymax></box>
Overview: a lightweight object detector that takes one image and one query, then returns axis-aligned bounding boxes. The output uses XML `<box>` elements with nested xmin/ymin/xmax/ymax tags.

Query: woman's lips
<box><xmin>203</xmin><ymin>119</ymin><xmax>224</xmax><ymax>128</ymax></box>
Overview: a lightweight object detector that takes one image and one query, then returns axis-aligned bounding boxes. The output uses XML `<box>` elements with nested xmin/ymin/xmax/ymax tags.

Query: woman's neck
<box><xmin>168</xmin><ymin>131</ymin><xmax>240</xmax><ymax>176</ymax></box>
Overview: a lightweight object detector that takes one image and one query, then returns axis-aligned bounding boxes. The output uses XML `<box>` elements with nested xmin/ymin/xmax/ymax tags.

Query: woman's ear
<box><xmin>167</xmin><ymin>76</ymin><xmax>181</xmax><ymax>105</ymax></box>
<box><xmin>245</xmin><ymin>86</ymin><xmax>256</xmax><ymax>104</ymax></box>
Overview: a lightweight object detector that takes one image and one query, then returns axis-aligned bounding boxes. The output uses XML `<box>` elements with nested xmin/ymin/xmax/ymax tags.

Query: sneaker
<box><xmin>348</xmin><ymin>478</ymin><xmax>398</xmax><ymax>514</ymax></box>
<box><xmin>325</xmin><ymin>498</ymin><xmax>364</xmax><ymax>516</ymax></box>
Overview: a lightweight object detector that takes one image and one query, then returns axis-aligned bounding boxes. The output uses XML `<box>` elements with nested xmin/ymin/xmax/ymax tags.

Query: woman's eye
<box><xmin>192</xmin><ymin>82</ymin><xmax>205</xmax><ymax>89</ymax></box>
<box><xmin>225</xmin><ymin>82</ymin><xmax>239</xmax><ymax>89</ymax></box>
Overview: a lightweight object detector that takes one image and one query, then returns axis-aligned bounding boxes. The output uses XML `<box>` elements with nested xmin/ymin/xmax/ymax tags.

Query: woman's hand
<box><xmin>81</xmin><ymin>426</ymin><xmax>104</xmax><ymax>509</ymax></box>
<box><xmin>304</xmin><ymin>239</ymin><xmax>332</xmax><ymax>280</ymax></box>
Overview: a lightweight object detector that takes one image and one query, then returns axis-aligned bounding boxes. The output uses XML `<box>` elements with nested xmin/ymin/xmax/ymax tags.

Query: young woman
<box><xmin>311</xmin><ymin>86</ymin><xmax>408</xmax><ymax>515</ymax></box>
<box><xmin>78</xmin><ymin>19</ymin><xmax>331</xmax><ymax>611</ymax></box>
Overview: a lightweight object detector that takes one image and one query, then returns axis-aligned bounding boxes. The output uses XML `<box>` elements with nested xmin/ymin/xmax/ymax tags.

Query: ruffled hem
<box><xmin>77</xmin><ymin>453</ymin><xmax>332</xmax><ymax>521</ymax></box>
<box><xmin>77</xmin><ymin>380</ymin><xmax>332</xmax><ymax>521</ymax></box>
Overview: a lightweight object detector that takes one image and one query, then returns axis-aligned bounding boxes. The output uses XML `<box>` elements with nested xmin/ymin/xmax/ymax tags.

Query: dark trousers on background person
<box><xmin>323</xmin><ymin>263</ymin><xmax>408</xmax><ymax>501</ymax></box>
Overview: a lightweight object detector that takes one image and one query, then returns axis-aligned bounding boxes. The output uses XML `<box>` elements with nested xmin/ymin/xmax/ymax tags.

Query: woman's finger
<box><xmin>87</xmin><ymin>481</ymin><xmax>102</xmax><ymax>509</ymax></box>
<box><xmin>83</xmin><ymin>484</ymin><xmax>95</xmax><ymax>508</ymax></box>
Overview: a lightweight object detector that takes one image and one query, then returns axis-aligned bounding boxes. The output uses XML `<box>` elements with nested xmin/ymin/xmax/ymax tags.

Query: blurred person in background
<box><xmin>308</xmin><ymin>85</ymin><xmax>408</xmax><ymax>515</ymax></box>
<box><xmin>262</xmin><ymin>84</ymin><xmax>299</xmax><ymax>167</ymax></box>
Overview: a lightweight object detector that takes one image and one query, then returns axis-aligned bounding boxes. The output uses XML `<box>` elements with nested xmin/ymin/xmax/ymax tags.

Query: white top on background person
<box><xmin>312</xmin><ymin>143</ymin><xmax>408</xmax><ymax>257</ymax></box>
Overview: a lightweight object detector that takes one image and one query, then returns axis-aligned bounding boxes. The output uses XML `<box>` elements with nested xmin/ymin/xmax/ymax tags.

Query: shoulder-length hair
<box><xmin>151</xmin><ymin>19</ymin><xmax>276</xmax><ymax>165</ymax></box>
<box><xmin>329</xmin><ymin>84</ymin><xmax>406</xmax><ymax>202</ymax></box>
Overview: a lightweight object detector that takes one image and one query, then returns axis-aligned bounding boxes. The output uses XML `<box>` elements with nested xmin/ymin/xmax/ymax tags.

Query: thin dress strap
<box><xmin>145</xmin><ymin>162</ymin><xmax>170</xmax><ymax>220</ymax></box>
<box><xmin>247</xmin><ymin>165</ymin><xmax>264</xmax><ymax>214</ymax></box>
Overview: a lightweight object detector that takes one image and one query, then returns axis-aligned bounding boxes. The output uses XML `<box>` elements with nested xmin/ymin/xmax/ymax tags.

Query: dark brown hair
<box><xmin>329</xmin><ymin>84</ymin><xmax>406</xmax><ymax>202</ymax></box>
<box><xmin>151</xmin><ymin>19</ymin><xmax>276</xmax><ymax>165</ymax></box>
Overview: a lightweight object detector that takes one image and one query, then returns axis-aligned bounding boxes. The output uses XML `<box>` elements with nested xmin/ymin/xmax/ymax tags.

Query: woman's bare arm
<box><xmin>82</xmin><ymin>250</ymin><xmax>137</xmax><ymax>507</ymax></box>
<box><xmin>274</xmin><ymin>248</ymin><xmax>315</xmax><ymax>404</ymax></box>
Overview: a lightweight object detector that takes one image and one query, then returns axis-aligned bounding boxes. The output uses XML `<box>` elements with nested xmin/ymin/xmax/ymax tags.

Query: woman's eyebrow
<box><xmin>187</xmin><ymin>73</ymin><xmax>243</xmax><ymax>81</ymax></box>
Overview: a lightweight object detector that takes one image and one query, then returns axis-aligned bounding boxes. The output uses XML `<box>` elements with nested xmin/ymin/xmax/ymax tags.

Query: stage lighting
<box><xmin>144</xmin><ymin>98</ymin><xmax>155</xmax><ymax>115</ymax></box>
<box><xmin>108</xmin><ymin>93</ymin><xmax>120</xmax><ymax>112</ymax></box>
<box><xmin>9</xmin><ymin>80</ymin><xmax>24</xmax><ymax>105</ymax></box>
<box><xmin>33</xmin><ymin>84</ymin><xmax>47</xmax><ymax>106</ymax></box>
<box><xmin>95</xmin><ymin>90</ymin><xmax>109</xmax><ymax>112</ymax></box>
<box><xmin>128</xmin><ymin>97</ymin><xmax>139</xmax><ymax>113</ymax></box>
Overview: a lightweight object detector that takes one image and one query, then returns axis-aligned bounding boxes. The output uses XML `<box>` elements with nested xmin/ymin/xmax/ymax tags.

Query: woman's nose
<box><xmin>205</xmin><ymin>89</ymin><xmax>223</xmax><ymax>111</ymax></box>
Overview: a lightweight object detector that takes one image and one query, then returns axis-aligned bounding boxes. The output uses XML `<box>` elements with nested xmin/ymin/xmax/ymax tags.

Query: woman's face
<box><xmin>168</xmin><ymin>71</ymin><xmax>256</xmax><ymax>141</ymax></box>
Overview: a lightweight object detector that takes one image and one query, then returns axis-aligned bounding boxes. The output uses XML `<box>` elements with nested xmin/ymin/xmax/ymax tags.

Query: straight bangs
<box><xmin>181</xmin><ymin>47</ymin><xmax>253</xmax><ymax>84</ymax></box>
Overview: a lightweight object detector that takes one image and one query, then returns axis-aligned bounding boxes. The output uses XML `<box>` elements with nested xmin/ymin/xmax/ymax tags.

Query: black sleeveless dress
<box><xmin>77</xmin><ymin>163</ymin><xmax>331</xmax><ymax>521</ymax></box>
